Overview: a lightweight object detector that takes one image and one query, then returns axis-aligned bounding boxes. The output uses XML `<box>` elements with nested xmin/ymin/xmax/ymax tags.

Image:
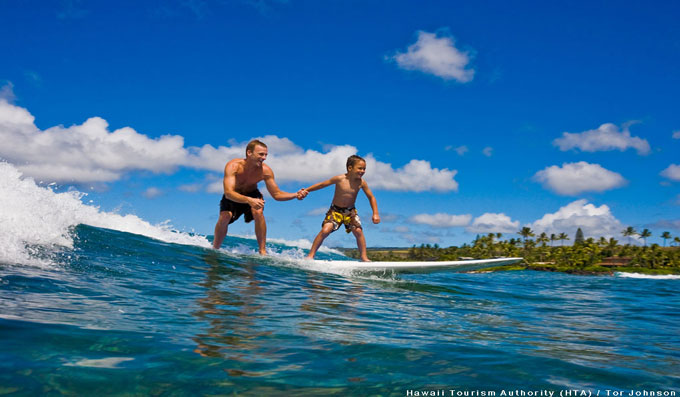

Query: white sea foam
<box><xmin>0</xmin><ymin>162</ymin><xmax>210</xmax><ymax>267</ymax></box>
<box><xmin>252</xmin><ymin>235</ymin><xmax>344</xmax><ymax>255</ymax></box>
<box><xmin>616</xmin><ymin>272</ymin><xmax>680</xmax><ymax>280</ymax></box>
<box><xmin>64</xmin><ymin>357</ymin><xmax>134</xmax><ymax>368</ymax></box>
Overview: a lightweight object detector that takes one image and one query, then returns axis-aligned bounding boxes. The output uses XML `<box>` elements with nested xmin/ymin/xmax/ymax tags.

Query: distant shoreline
<box><xmin>337</xmin><ymin>244</ymin><xmax>680</xmax><ymax>276</ymax></box>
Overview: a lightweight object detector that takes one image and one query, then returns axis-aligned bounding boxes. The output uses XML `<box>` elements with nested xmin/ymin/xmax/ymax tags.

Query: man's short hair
<box><xmin>246</xmin><ymin>139</ymin><xmax>267</xmax><ymax>155</ymax></box>
<box><xmin>346</xmin><ymin>155</ymin><xmax>365</xmax><ymax>170</ymax></box>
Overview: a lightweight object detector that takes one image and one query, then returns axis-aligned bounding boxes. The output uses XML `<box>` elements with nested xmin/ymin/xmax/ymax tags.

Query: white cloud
<box><xmin>482</xmin><ymin>146</ymin><xmax>493</xmax><ymax>157</ymax></box>
<box><xmin>530</xmin><ymin>199</ymin><xmax>624</xmax><ymax>239</ymax></box>
<box><xmin>0</xmin><ymin>82</ymin><xmax>16</xmax><ymax>103</ymax></box>
<box><xmin>390</xmin><ymin>30</ymin><xmax>474</xmax><ymax>82</ymax></box>
<box><xmin>661</xmin><ymin>164</ymin><xmax>680</xmax><ymax>181</ymax></box>
<box><xmin>142</xmin><ymin>187</ymin><xmax>163</xmax><ymax>199</ymax></box>
<box><xmin>553</xmin><ymin>123</ymin><xmax>651</xmax><ymax>155</ymax></box>
<box><xmin>379</xmin><ymin>213</ymin><xmax>400</xmax><ymax>222</ymax></box>
<box><xmin>363</xmin><ymin>157</ymin><xmax>458</xmax><ymax>192</ymax></box>
<box><xmin>0</xmin><ymin>100</ymin><xmax>188</xmax><ymax>183</ymax></box>
<box><xmin>650</xmin><ymin>219</ymin><xmax>680</xmax><ymax>231</ymax></box>
<box><xmin>198</xmin><ymin>138</ymin><xmax>460</xmax><ymax>192</ymax></box>
<box><xmin>409</xmin><ymin>213</ymin><xmax>472</xmax><ymax>228</ymax></box>
<box><xmin>446</xmin><ymin>145</ymin><xmax>468</xmax><ymax>156</ymax></box>
<box><xmin>393</xmin><ymin>226</ymin><xmax>410</xmax><ymax>233</ymax></box>
<box><xmin>466</xmin><ymin>213</ymin><xmax>520</xmax><ymax>234</ymax></box>
<box><xmin>178</xmin><ymin>183</ymin><xmax>203</xmax><ymax>193</ymax></box>
<box><xmin>0</xmin><ymin>101</ymin><xmax>459</xmax><ymax>192</ymax></box>
<box><xmin>673</xmin><ymin>130</ymin><xmax>680</xmax><ymax>139</ymax></box>
<box><xmin>306</xmin><ymin>207</ymin><xmax>328</xmax><ymax>216</ymax></box>
<box><xmin>533</xmin><ymin>161</ymin><xmax>626</xmax><ymax>196</ymax></box>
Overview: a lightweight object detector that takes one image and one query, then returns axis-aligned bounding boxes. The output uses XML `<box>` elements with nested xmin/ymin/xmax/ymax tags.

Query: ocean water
<box><xmin>1</xmin><ymin>162</ymin><xmax>679</xmax><ymax>396</ymax></box>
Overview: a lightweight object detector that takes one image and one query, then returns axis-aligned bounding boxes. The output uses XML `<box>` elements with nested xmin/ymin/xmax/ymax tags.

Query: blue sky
<box><xmin>1</xmin><ymin>0</ymin><xmax>679</xmax><ymax>248</ymax></box>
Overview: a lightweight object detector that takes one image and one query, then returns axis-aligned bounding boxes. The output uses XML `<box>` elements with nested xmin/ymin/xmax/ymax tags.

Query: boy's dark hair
<box><xmin>346</xmin><ymin>155</ymin><xmax>365</xmax><ymax>170</ymax></box>
<box><xmin>246</xmin><ymin>139</ymin><xmax>267</xmax><ymax>155</ymax></box>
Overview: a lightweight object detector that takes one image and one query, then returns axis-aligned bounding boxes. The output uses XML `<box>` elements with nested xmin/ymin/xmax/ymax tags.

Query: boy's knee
<box><xmin>321</xmin><ymin>223</ymin><xmax>335</xmax><ymax>235</ymax></box>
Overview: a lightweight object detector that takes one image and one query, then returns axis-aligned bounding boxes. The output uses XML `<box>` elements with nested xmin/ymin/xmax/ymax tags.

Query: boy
<box><xmin>303</xmin><ymin>155</ymin><xmax>380</xmax><ymax>261</ymax></box>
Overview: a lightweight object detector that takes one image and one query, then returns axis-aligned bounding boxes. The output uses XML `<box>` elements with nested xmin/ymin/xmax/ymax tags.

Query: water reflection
<box><xmin>192</xmin><ymin>252</ymin><xmax>264</xmax><ymax>361</ymax></box>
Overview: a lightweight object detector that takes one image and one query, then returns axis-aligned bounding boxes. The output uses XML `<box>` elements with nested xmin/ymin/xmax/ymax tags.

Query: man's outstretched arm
<box><xmin>263</xmin><ymin>165</ymin><xmax>299</xmax><ymax>201</ymax></box>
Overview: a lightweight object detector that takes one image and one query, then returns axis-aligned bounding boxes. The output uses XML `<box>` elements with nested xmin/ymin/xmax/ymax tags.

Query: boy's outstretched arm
<box><xmin>362</xmin><ymin>181</ymin><xmax>380</xmax><ymax>224</ymax></box>
<box><xmin>303</xmin><ymin>175</ymin><xmax>342</xmax><ymax>193</ymax></box>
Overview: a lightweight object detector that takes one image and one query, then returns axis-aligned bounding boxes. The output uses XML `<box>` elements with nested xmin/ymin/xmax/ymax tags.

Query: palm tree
<box><xmin>661</xmin><ymin>231</ymin><xmax>671</xmax><ymax>247</ymax></box>
<box><xmin>550</xmin><ymin>233</ymin><xmax>557</xmax><ymax>247</ymax></box>
<box><xmin>674</xmin><ymin>237</ymin><xmax>680</xmax><ymax>247</ymax></box>
<box><xmin>518</xmin><ymin>227</ymin><xmax>535</xmax><ymax>248</ymax></box>
<box><xmin>537</xmin><ymin>232</ymin><xmax>549</xmax><ymax>247</ymax></box>
<box><xmin>622</xmin><ymin>226</ymin><xmax>637</xmax><ymax>245</ymax></box>
<box><xmin>640</xmin><ymin>229</ymin><xmax>651</xmax><ymax>247</ymax></box>
<box><xmin>558</xmin><ymin>232</ymin><xmax>569</xmax><ymax>246</ymax></box>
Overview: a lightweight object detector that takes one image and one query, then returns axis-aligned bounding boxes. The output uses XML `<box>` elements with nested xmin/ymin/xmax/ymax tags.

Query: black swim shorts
<box><xmin>219</xmin><ymin>189</ymin><xmax>263</xmax><ymax>224</ymax></box>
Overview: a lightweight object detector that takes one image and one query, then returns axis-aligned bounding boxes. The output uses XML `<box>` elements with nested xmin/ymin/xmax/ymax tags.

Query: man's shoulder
<box><xmin>226</xmin><ymin>158</ymin><xmax>245</xmax><ymax>170</ymax></box>
<box><xmin>226</xmin><ymin>158</ymin><xmax>245</xmax><ymax>166</ymax></box>
<box><xmin>262</xmin><ymin>163</ymin><xmax>274</xmax><ymax>176</ymax></box>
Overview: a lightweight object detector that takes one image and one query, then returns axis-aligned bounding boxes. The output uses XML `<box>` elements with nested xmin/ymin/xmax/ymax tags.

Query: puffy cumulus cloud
<box><xmin>466</xmin><ymin>213</ymin><xmax>519</xmax><ymax>234</ymax></box>
<box><xmin>0</xmin><ymin>102</ymin><xmax>459</xmax><ymax>192</ymax></box>
<box><xmin>364</xmin><ymin>157</ymin><xmax>458</xmax><ymax>192</ymax></box>
<box><xmin>533</xmin><ymin>161</ymin><xmax>626</xmax><ymax>196</ymax></box>
<box><xmin>197</xmin><ymin>138</ymin><xmax>460</xmax><ymax>192</ymax></box>
<box><xmin>0</xmin><ymin>100</ymin><xmax>188</xmax><ymax>183</ymax></box>
<box><xmin>660</xmin><ymin>164</ymin><xmax>680</xmax><ymax>181</ymax></box>
<box><xmin>409</xmin><ymin>213</ymin><xmax>472</xmax><ymax>228</ymax></box>
<box><xmin>530</xmin><ymin>199</ymin><xmax>623</xmax><ymax>238</ymax></box>
<box><xmin>390</xmin><ymin>30</ymin><xmax>474</xmax><ymax>82</ymax></box>
<box><xmin>553</xmin><ymin>123</ymin><xmax>651</xmax><ymax>155</ymax></box>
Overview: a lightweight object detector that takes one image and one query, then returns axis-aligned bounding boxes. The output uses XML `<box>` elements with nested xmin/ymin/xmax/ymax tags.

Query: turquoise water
<box><xmin>1</xmin><ymin>224</ymin><xmax>679</xmax><ymax>395</ymax></box>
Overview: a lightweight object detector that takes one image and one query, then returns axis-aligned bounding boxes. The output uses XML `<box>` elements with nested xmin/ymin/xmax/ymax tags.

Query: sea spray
<box><xmin>0</xmin><ymin>161</ymin><xmax>210</xmax><ymax>267</ymax></box>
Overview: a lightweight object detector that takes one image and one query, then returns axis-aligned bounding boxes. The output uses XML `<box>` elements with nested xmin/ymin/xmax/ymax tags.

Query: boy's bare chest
<box><xmin>337</xmin><ymin>178</ymin><xmax>361</xmax><ymax>194</ymax></box>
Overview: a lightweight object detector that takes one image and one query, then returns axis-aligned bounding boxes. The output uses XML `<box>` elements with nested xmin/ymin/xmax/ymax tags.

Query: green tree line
<box><xmin>344</xmin><ymin>227</ymin><xmax>680</xmax><ymax>275</ymax></box>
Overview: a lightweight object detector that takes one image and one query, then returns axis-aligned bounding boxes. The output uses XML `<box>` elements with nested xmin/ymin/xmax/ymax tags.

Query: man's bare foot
<box><xmin>360</xmin><ymin>258</ymin><xmax>371</xmax><ymax>262</ymax></box>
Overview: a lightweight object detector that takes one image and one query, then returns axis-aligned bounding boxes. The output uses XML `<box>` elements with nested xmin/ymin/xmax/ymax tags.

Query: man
<box><xmin>212</xmin><ymin>139</ymin><xmax>308</xmax><ymax>253</ymax></box>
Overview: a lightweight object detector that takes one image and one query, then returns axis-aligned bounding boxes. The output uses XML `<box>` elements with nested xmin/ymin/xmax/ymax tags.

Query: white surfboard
<box><xmin>309</xmin><ymin>257</ymin><xmax>523</xmax><ymax>274</ymax></box>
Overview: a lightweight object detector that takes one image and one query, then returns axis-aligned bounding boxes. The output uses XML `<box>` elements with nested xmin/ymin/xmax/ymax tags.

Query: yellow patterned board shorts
<box><xmin>323</xmin><ymin>205</ymin><xmax>362</xmax><ymax>233</ymax></box>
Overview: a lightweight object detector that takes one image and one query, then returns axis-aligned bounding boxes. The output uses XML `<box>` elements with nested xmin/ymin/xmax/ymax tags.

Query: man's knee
<box><xmin>252</xmin><ymin>208</ymin><xmax>264</xmax><ymax>219</ymax></box>
<box><xmin>352</xmin><ymin>227</ymin><xmax>364</xmax><ymax>237</ymax></box>
<box><xmin>218</xmin><ymin>211</ymin><xmax>233</xmax><ymax>224</ymax></box>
